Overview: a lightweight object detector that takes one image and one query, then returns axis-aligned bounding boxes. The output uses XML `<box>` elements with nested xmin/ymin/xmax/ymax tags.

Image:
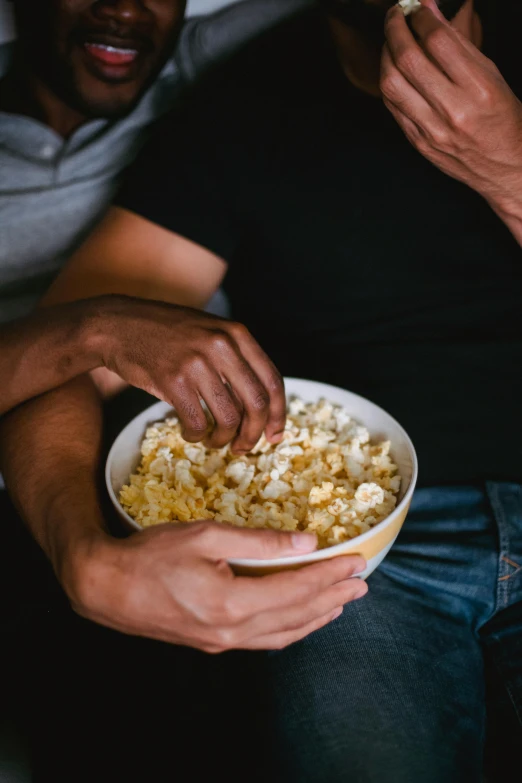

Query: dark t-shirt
<box><xmin>117</xmin><ymin>3</ymin><xmax>522</xmax><ymax>487</ymax></box>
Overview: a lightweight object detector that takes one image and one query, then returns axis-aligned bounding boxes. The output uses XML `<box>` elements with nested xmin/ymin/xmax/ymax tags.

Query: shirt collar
<box><xmin>0</xmin><ymin>41</ymin><xmax>179</xmax><ymax>158</ymax></box>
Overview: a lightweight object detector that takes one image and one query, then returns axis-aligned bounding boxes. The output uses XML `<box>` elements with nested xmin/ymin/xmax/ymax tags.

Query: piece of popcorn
<box><xmin>261</xmin><ymin>479</ymin><xmax>292</xmax><ymax>501</ymax></box>
<box><xmin>354</xmin><ymin>483</ymin><xmax>385</xmax><ymax>510</ymax></box>
<box><xmin>310</xmin><ymin>428</ymin><xmax>336</xmax><ymax>450</ymax></box>
<box><xmin>327</xmin><ymin>497</ymin><xmax>349</xmax><ymax>516</ymax></box>
<box><xmin>306</xmin><ymin>508</ymin><xmax>336</xmax><ymax>533</ymax></box>
<box><xmin>398</xmin><ymin>0</ymin><xmax>422</xmax><ymax>16</ymax></box>
<box><xmin>174</xmin><ymin>459</ymin><xmax>196</xmax><ymax>489</ymax></box>
<box><xmin>226</xmin><ymin>459</ymin><xmax>251</xmax><ymax>485</ymax></box>
<box><xmin>197</xmin><ymin>453</ymin><xmax>225</xmax><ymax>478</ymax></box>
<box><xmin>390</xmin><ymin>475</ymin><xmax>401</xmax><ymax>493</ymax></box>
<box><xmin>288</xmin><ymin>397</ymin><xmax>307</xmax><ymax>416</ymax></box>
<box><xmin>314</xmin><ymin>401</ymin><xmax>334</xmax><ymax>424</ymax></box>
<box><xmin>184</xmin><ymin>443</ymin><xmax>206</xmax><ymax>465</ymax></box>
<box><xmin>309</xmin><ymin>482</ymin><xmax>335</xmax><ymax>506</ymax></box>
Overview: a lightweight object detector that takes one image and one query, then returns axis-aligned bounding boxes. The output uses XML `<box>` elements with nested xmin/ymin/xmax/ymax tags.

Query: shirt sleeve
<box><xmin>175</xmin><ymin>0</ymin><xmax>312</xmax><ymax>84</ymax></box>
<box><xmin>116</xmin><ymin>74</ymin><xmax>243</xmax><ymax>264</ymax></box>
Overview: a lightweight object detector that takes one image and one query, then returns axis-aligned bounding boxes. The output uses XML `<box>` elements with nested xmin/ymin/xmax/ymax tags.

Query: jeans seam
<box><xmin>486</xmin><ymin>482</ymin><xmax>511</xmax><ymax>612</ymax></box>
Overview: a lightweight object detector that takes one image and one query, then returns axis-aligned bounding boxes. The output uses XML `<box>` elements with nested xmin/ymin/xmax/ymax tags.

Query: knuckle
<box><xmin>183</xmin><ymin>425</ymin><xmax>208</xmax><ymax>441</ymax></box>
<box><xmin>220</xmin><ymin>594</ymin><xmax>244</xmax><ymax>625</ymax></box>
<box><xmin>428</xmin><ymin>125</ymin><xmax>451</xmax><ymax>151</ymax></box>
<box><xmin>251</xmin><ymin>391</ymin><xmax>270</xmax><ymax>413</ymax></box>
<box><xmin>213</xmin><ymin>626</ymin><xmax>237</xmax><ymax>650</ymax></box>
<box><xmin>380</xmin><ymin>75</ymin><xmax>401</xmax><ymax>102</ymax></box>
<box><xmin>448</xmin><ymin>108</ymin><xmax>469</xmax><ymax>131</ymax></box>
<box><xmin>221</xmin><ymin>408</ymin><xmax>242</xmax><ymax>430</ymax></box>
<box><xmin>210</xmin><ymin>330</ymin><xmax>234</xmax><ymax>352</ymax></box>
<box><xmin>424</xmin><ymin>27</ymin><xmax>449</xmax><ymax>53</ymax></box>
<box><xmin>475</xmin><ymin>83</ymin><xmax>494</xmax><ymax>109</ymax></box>
<box><xmin>228</xmin><ymin>321</ymin><xmax>249</xmax><ymax>339</ymax></box>
<box><xmin>396</xmin><ymin>49</ymin><xmax>418</xmax><ymax>75</ymax></box>
<box><xmin>183</xmin><ymin>353</ymin><xmax>207</xmax><ymax>376</ymax></box>
<box><xmin>179</xmin><ymin>404</ymin><xmax>207</xmax><ymax>429</ymax></box>
<box><xmin>266</xmin><ymin>371</ymin><xmax>284</xmax><ymax>396</ymax></box>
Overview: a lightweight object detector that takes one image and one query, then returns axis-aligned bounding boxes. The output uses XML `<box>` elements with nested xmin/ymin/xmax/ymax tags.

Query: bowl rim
<box><xmin>105</xmin><ymin>378</ymin><xmax>418</xmax><ymax>566</ymax></box>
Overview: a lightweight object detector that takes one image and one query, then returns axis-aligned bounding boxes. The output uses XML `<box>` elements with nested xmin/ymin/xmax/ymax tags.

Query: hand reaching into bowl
<box><xmin>61</xmin><ymin>521</ymin><xmax>368</xmax><ymax>652</ymax></box>
<box><xmin>0</xmin><ymin>294</ymin><xmax>286</xmax><ymax>452</ymax></box>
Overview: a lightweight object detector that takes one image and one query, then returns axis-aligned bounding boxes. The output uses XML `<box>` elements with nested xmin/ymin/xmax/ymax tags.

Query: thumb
<box><xmin>195</xmin><ymin>522</ymin><xmax>318</xmax><ymax>560</ymax></box>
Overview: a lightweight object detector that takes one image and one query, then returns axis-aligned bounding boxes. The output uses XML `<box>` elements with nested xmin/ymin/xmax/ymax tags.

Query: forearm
<box><xmin>0</xmin><ymin>299</ymin><xmax>108</xmax><ymax>416</ymax></box>
<box><xmin>0</xmin><ymin>376</ymin><xmax>109</xmax><ymax>590</ymax></box>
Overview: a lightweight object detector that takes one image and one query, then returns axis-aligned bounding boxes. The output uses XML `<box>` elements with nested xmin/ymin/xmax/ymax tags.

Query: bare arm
<box><xmin>1</xmin><ymin>208</ymin><xmax>367</xmax><ymax>650</ymax></box>
<box><xmin>382</xmin><ymin>1</ymin><xmax>522</xmax><ymax>247</ymax></box>
<box><xmin>1</xmin><ymin>374</ymin><xmax>367</xmax><ymax>651</ymax></box>
<box><xmin>0</xmin><ymin>301</ymin><xmax>101</xmax><ymax>416</ymax></box>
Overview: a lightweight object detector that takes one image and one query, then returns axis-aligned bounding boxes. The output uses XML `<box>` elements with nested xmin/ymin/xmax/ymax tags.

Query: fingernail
<box><xmin>292</xmin><ymin>533</ymin><xmax>317</xmax><ymax>552</ymax></box>
<box><xmin>354</xmin><ymin>584</ymin><xmax>368</xmax><ymax>600</ymax></box>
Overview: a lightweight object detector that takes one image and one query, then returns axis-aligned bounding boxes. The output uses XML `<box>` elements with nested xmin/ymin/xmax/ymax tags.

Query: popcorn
<box><xmin>354</xmin><ymin>483</ymin><xmax>385</xmax><ymax>510</ymax></box>
<box><xmin>398</xmin><ymin>0</ymin><xmax>422</xmax><ymax>16</ymax></box>
<box><xmin>120</xmin><ymin>396</ymin><xmax>402</xmax><ymax>549</ymax></box>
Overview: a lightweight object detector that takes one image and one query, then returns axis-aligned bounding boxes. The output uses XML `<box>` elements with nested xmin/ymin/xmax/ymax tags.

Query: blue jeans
<box><xmin>265</xmin><ymin>483</ymin><xmax>522</xmax><ymax>783</ymax></box>
<box><xmin>2</xmin><ymin>482</ymin><xmax>522</xmax><ymax>782</ymax></box>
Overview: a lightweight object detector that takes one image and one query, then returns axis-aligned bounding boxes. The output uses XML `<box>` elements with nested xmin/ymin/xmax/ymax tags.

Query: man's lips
<box><xmin>83</xmin><ymin>42</ymin><xmax>139</xmax><ymax>66</ymax></box>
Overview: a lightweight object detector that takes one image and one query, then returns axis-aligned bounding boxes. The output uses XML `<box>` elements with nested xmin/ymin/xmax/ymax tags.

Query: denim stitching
<box><xmin>486</xmin><ymin>482</ymin><xmax>511</xmax><ymax>612</ymax></box>
<box><xmin>498</xmin><ymin>556</ymin><xmax>522</xmax><ymax>582</ymax></box>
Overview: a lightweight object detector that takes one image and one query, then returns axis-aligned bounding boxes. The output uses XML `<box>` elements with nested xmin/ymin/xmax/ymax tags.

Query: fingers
<box><xmin>219</xmin><ymin>606</ymin><xmax>343</xmax><ymax>652</ymax></box>
<box><xmin>227</xmin><ymin>323</ymin><xmax>286</xmax><ymax>445</ymax></box>
<box><xmin>230</xmin><ymin>555</ymin><xmax>367</xmax><ymax>615</ymax></box>
<box><xmin>384</xmin><ymin>3</ymin><xmax>454</xmax><ymax>112</ymax></box>
<box><xmin>230</xmin><ymin>577</ymin><xmax>368</xmax><ymax>646</ymax></box>
<box><xmin>381</xmin><ymin>43</ymin><xmax>440</xmax><ymax>128</ymax></box>
<box><xmin>191</xmin><ymin>521</ymin><xmax>318</xmax><ymax>560</ymax></box>
<box><xmin>168</xmin><ymin>378</ymin><xmax>209</xmax><ymax>443</ymax></box>
<box><xmin>194</xmin><ymin>366</ymin><xmax>243</xmax><ymax>449</ymax></box>
<box><xmin>219</xmin><ymin>350</ymin><xmax>273</xmax><ymax>453</ymax></box>
<box><xmin>410</xmin><ymin>4</ymin><xmax>486</xmax><ymax>87</ymax></box>
<box><xmin>177</xmin><ymin>323</ymin><xmax>286</xmax><ymax>452</ymax></box>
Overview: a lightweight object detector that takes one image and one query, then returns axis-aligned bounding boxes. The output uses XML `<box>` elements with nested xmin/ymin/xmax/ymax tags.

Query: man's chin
<box><xmin>63</xmin><ymin>78</ymin><xmax>149</xmax><ymax>121</ymax></box>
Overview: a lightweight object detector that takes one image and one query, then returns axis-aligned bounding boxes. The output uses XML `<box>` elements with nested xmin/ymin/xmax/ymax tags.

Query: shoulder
<box><xmin>170</xmin><ymin>9</ymin><xmax>323</xmax><ymax>126</ymax></box>
<box><xmin>174</xmin><ymin>0</ymin><xmax>313</xmax><ymax>83</ymax></box>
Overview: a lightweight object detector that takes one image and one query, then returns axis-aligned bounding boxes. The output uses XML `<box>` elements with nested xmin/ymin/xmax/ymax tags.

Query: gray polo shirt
<box><xmin>0</xmin><ymin>0</ymin><xmax>309</xmax><ymax>324</ymax></box>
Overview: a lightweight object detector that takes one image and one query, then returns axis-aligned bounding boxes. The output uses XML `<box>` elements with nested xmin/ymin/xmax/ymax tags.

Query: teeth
<box><xmin>88</xmin><ymin>43</ymin><xmax>138</xmax><ymax>55</ymax></box>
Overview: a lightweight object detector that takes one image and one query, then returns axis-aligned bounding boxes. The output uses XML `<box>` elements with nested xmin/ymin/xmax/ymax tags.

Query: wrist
<box><xmin>54</xmin><ymin>522</ymin><xmax>114</xmax><ymax>613</ymax></box>
<box><xmin>79</xmin><ymin>295</ymin><xmax>126</xmax><ymax>369</ymax></box>
<box><xmin>41</xmin><ymin>493</ymin><xmax>112</xmax><ymax>606</ymax></box>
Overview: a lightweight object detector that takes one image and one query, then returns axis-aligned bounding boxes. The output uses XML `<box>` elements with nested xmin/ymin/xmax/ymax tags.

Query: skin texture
<box><xmin>0</xmin><ymin>295</ymin><xmax>287</xmax><ymax>452</ymax></box>
<box><xmin>1</xmin><ymin>0</ymin><xmax>186</xmax><ymax>137</ymax></box>
<box><xmin>5</xmin><ymin>0</ymin><xmax>520</xmax><ymax>651</ymax></box>
<box><xmin>0</xmin><ymin>3</ymin><xmax>372</xmax><ymax>655</ymax></box>
<box><xmin>381</xmin><ymin>0</ymin><xmax>522</xmax><ymax>244</ymax></box>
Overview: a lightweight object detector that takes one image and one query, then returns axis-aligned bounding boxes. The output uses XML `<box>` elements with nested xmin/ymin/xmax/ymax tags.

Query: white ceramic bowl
<box><xmin>106</xmin><ymin>378</ymin><xmax>418</xmax><ymax>579</ymax></box>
